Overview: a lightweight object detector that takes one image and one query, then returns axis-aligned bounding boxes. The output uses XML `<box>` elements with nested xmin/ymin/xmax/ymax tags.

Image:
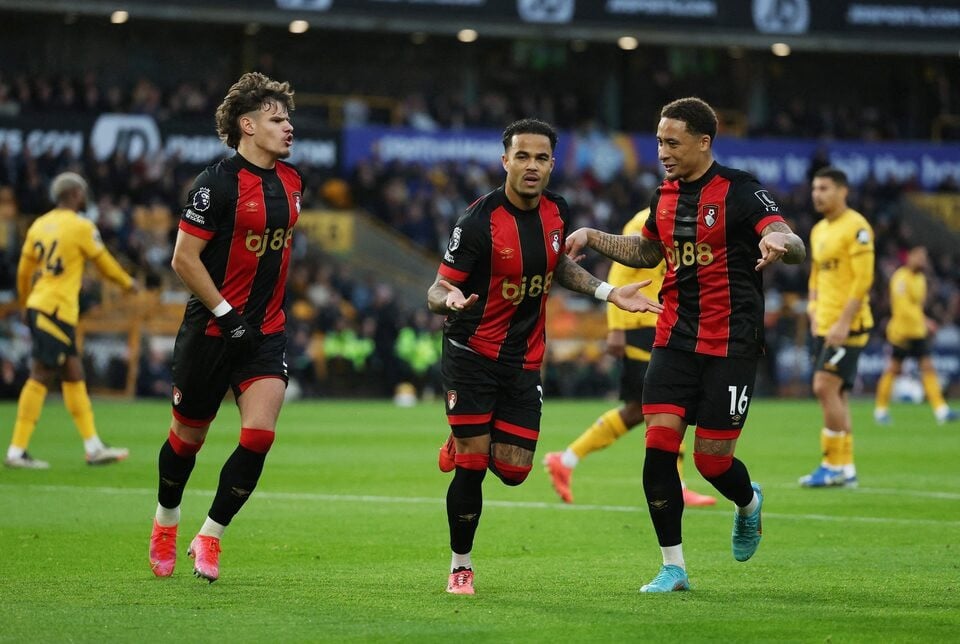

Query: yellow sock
<box><xmin>841</xmin><ymin>433</ymin><xmax>854</xmax><ymax>467</ymax></box>
<box><xmin>62</xmin><ymin>381</ymin><xmax>97</xmax><ymax>441</ymax></box>
<box><xmin>11</xmin><ymin>379</ymin><xmax>48</xmax><ymax>451</ymax></box>
<box><xmin>570</xmin><ymin>409</ymin><xmax>629</xmax><ymax>458</ymax></box>
<box><xmin>921</xmin><ymin>371</ymin><xmax>947</xmax><ymax>411</ymax></box>
<box><xmin>875</xmin><ymin>372</ymin><xmax>894</xmax><ymax>410</ymax></box>
<box><xmin>820</xmin><ymin>428</ymin><xmax>845</xmax><ymax>468</ymax></box>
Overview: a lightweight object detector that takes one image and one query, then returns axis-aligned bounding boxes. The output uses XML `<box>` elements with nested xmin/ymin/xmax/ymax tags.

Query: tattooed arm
<box><xmin>565</xmin><ymin>227</ymin><xmax>664</xmax><ymax>268</ymax></box>
<box><xmin>555</xmin><ymin>254</ymin><xmax>663</xmax><ymax>314</ymax></box>
<box><xmin>757</xmin><ymin>220</ymin><xmax>806</xmax><ymax>270</ymax></box>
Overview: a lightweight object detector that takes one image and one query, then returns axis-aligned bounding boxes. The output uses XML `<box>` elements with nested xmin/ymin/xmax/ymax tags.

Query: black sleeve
<box><xmin>179</xmin><ymin>167</ymin><xmax>230</xmax><ymax>238</ymax></box>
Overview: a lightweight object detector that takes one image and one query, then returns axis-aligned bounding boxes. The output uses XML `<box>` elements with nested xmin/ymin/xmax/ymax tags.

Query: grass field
<box><xmin>1</xmin><ymin>396</ymin><xmax>958</xmax><ymax>642</ymax></box>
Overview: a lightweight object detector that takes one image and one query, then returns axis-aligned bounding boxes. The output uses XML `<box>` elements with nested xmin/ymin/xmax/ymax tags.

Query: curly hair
<box><xmin>661</xmin><ymin>97</ymin><xmax>718</xmax><ymax>142</ymax></box>
<box><xmin>215</xmin><ymin>72</ymin><xmax>295</xmax><ymax>149</ymax></box>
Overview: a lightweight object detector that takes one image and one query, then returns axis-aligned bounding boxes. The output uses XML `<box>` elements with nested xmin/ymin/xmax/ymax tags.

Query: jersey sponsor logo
<box><xmin>183</xmin><ymin>209</ymin><xmax>206</xmax><ymax>225</ymax></box>
<box><xmin>502</xmin><ymin>272</ymin><xmax>553</xmax><ymax>305</ymax></box>
<box><xmin>245</xmin><ymin>227</ymin><xmax>295</xmax><ymax>257</ymax></box>
<box><xmin>192</xmin><ymin>187</ymin><xmax>212</xmax><ymax>212</ymax></box>
<box><xmin>856</xmin><ymin>228</ymin><xmax>871</xmax><ymax>245</ymax></box>
<box><xmin>753</xmin><ymin>189</ymin><xmax>779</xmax><ymax>211</ymax></box>
<box><xmin>701</xmin><ymin>203</ymin><xmax>719</xmax><ymax>227</ymax></box>
<box><xmin>549</xmin><ymin>229</ymin><xmax>561</xmax><ymax>254</ymax></box>
<box><xmin>447</xmin><ymin>389</ymin><xmax>457</xmax><ymax>410</ymax></box>
<box><xmin>448</xmin><ymin>226</ymin><xmax>462</xmax><ymax>252</ymax></box>
<box><xmin>172</xmin><ymin>386</ymin><xmax>182</xmax><ymax>406</ymax></box>
<box><xmin>664</xmin><ymin>241</ymin><xmax>715</xmax><ymax>270</ymax></box>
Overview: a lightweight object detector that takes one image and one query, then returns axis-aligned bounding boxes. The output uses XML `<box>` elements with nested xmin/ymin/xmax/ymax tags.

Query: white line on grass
<box><xmin>4</xmin><ymin>483</ymin><xmax>960</xmax><ymax>528</ymax></box>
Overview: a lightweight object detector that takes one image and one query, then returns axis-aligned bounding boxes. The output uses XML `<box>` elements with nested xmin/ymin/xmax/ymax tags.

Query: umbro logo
<box><xmin>498</xmin><ymin>247</ymin><xmax>515</xmax><ymax>259</ymax></box>
<box><xmin>245</xmin><ymin>201</ymin><xmax>259</xmax><ymax>211</ymax></box>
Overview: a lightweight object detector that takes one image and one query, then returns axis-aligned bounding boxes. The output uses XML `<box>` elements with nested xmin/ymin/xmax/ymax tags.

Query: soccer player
<box><xmin>874</xmin><ymin>246</ymin><xmax>956</xmax><ymax>425</ymax></box>
<box><xmin>800</xmin><ymin>167</ymin><xmax>875</xmax><ymax>488</ymax></box>
<box><xmin>565</xmin><ymin>97</ymin><xmax>806</xmax><ymax>592</ymax></box>
<box><xmin>542</xmin><ymin>208</ymin><xmax>715</xmax><ymax>507</ymax></box>
<box><xmin>429</xmin><ymin>118</ymin><xmax>663</xmax><ymax>595</ymax></box>
<box><xmin>5</xmin><ymin>172</ymin><xmax>135</xmax><ymax>469</ymax></box>
<box><xmin>148</xmin><ymin>72</ymin><xmax>301</xmax><ymax>583</ymax></box>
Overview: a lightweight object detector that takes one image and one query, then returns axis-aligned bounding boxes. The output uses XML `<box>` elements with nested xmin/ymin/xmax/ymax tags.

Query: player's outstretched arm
<box><xmin>757</xmin><ymin>221</ymin><xmax>806</xmax><ymax>270</ymax></box>
<box><xmin>427</xmin><ymin>273</ymin><xmax>478</xmax><ymax>314</ymax></box>
<box><xmin>565</xmin><ymin>227</ymin><xmax>663</xmax><ymax>268</ymax></box>
<box><xmin>555</xmin><ymin>255</ymin><xmax>663</xmax><ymax>313</ymax></box>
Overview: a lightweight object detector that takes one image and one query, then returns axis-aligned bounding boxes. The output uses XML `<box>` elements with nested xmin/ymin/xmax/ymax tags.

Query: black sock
<box><xmin>157</xmin><ymin>439</ymin><xmax>196</xmax><ymax>509</ymax></box>
<box><xmin>643</xmin><ymin>447</ymin><xmax>684</xmax><ymax>547</ymax></box>
<box><xmin>446</xmin><ymin>466</ymin><xmax>486</xmax><ymax>555</ymax></box>
<box><xmin>704</xmin><ymin>457</ymin><xmax>754</xmax><ymax>507</ymax></box>
<box><xmin>208</xmin><ymin>445</ymin><xmax>267</xmax><ymax>526</ymax></box>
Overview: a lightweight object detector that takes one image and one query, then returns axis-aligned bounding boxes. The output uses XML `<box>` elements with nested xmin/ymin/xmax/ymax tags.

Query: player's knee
<box><xmin>645</xmin><ymin>425</ymin><xmax>682</xmax><ymax>453</ymax></box>
<box><xmin>454</xmin><ymin>452</ymin><xmax>489</xmax><ymax>471</ymax></box>
<box><xmin>490</xmin><ymin>459</ymin><xmax>531</xmax><ymax>486</ymax></box>
<box><xmin>693</xmin><ymin>452</ymin><xmax>732</xmax><ymax>478</ymax></box>
<box><xmin>239</xmin><ymin>427</ymin><xmax>275</xmax><ymax>454</ymax></box>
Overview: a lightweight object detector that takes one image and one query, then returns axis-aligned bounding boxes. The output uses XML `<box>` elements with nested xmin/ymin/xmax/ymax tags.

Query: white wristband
<box><xmin>211</xmin><ymin>299</ymin><xmax>232</xmax><ymax>318</ymax></box>
<box><xmin>593</xmin><ymin>282</ymin><xmax>614</xmax><ymax>302</ymax></box>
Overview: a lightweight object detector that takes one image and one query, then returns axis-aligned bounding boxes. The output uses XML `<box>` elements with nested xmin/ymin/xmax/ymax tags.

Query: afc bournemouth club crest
<box><xmin>293</xmin><ymin>191</ymin><xmax>302</xmax><ymax>214</ymax></box>
<box><xmin>172</xmin><ymin>386</ymin><xmax>182</xmax><ymax>406</ymax></box>
<box><xmin>550</xmin><ymin>229</ymin><xmax>561</xmax><ymax>254</ymax></box>
<box><xmin>702</xmin><ymin>204</ymin><xmax>719</xmax><ymax>228</ymax></box>
<box><xmin>446</xmin><ymin>390</ymin><xmax>458</xmax><ymax>410</ymax></box>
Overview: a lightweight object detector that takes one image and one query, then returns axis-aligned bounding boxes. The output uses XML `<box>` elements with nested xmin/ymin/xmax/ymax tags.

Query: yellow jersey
<box><xmin>606</xmin><ymin>209</ymin><xmax>665</xmax><ymax>359</ymax></box>
<box><xmin>808</xmin><ymin>208</ymin><xmax>875</xmax><ymax>347</ymax></box>
<box><xmin>17</xmin><ymin>208</ymin><xmax>133</xmax><ymax>325</ymax></box>
<box><xmin>886</xmin><ymin>266</ymin><xmax>927</xmax><ymax>343</ymax></box>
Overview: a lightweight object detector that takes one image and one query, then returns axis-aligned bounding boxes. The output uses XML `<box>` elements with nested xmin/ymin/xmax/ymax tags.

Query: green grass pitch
<box><xmin>1</xmin><ymin>397</ymin><xmax>958</xmax><ymax>642</ymax></box>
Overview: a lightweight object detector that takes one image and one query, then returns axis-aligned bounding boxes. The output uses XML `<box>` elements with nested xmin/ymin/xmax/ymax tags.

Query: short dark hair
<box><xmin>215</xmin><ymin>72</ymin><xmax>295</xmax><ymax>149</ymax></box>
<box><xmin>661</xmin><ymin>97</ymin><xmax>718</xmax><ymax>142</ymax></box>
<box><xmin>813</xmin><ymin>166</ymin><xmax>849</xmax><ymax>187</ymax></box>
<box><xmin>502</xmin><ymin>118</ymin><xmax>558</xmax><ymax>152</ymax></box>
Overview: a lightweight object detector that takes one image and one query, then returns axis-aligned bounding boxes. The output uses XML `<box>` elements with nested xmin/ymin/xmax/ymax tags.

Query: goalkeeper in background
<box><xmin>874</xmin><ymin>245</ymin><xmax>956</xmax><ymax>425</ymax></box>
<box><xmin>4</xmin><ymin>172</ymin><xmax>135</xmax><ymax>469</ymax></box>
<box><xmin>543</xmin><ymin>209</ymin><xmax>715</xmax><ymax>507</ymax></box>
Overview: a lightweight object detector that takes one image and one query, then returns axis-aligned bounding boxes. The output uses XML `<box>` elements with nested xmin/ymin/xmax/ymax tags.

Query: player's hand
<box><xmin>564</xmin><ymin>228</ymin><xmax>594</xmax><ymax>262</ymax></box>
<box><xmin>215</xmin><ymin>308</ymin><xmax>260</xmax><ymax>354</ymax></box>
<box><xmin>608</xmin><ymin>281</ymin><xmax>663</xmax><ymax>314</ymax></box>
<box><xmin>606</xmin><ymin>329</ymin><xmax>626</xmax><ymax>357</ymax></box>
<box><xmin>825</xmin><ymin>320</ymin><xmax>850</xmax><ymax>348</ymax></box>
<box><xmin>438</xmin><ymin>279</ymin><xmax>479</xmax><ymax>312</ymax></box>
<box><xmin>756</xmin><ymin>232</ymin><xmax>789</xmax><ymax>271</ymax></box>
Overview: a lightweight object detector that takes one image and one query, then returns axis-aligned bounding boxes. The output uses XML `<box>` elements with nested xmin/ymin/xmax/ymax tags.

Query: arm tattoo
<box><xmin>555</xmin><ymin>254</ymin><xmax>603</xmax><ymax>295</ymax></box>
<box><xmin>589</xmin><ymin>231</ymin><xmax>663</xmax><ymax>268</ymax></box>
<box><xmin>762</xmin><ymin>221</ymin><xmax>806</xmax><ymax>264</ymax></box>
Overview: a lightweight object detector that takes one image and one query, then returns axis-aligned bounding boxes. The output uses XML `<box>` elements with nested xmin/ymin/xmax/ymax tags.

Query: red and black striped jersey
<box><xmin>438</xmin><ymin>186</ymin><xmax>569</xmax><ymax>371</ymax></box>
<box><xmin>177</xmin><ymin>153</ymin><xmax>302</xmax><ymax>336</ymax></box>
<box><xmin>643</xmin><ymin>162</ymin><xmax>784</xmax><ymax>358</ymax></box>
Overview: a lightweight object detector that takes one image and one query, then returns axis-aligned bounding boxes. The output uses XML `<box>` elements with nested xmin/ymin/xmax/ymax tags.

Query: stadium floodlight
<box><xmin>617</xmin><ymin>36</ymin><xmax>639</xmax><ymax>51</ymax></box>
<box><xmin>110</xmin><ymin>10</ymin><xmax>128</xmax><ymax>24</ymax></box>
<box><xmin>457</xmin><ymin>29</ymin><xmax>478</xmax><ymax>43</ymax></box>
<box><xmin>771</xmin><ymin>42</ymin><xmax>791</xmax><ymax>57</ymax></box>
<box><xmin>289</xmin><ymin>20</ymin><xmax>309</xmax><ymax>34</ymax></box>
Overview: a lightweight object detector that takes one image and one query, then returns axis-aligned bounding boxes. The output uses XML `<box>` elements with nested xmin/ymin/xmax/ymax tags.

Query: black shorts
<box><xmin>891</xmin><ymin>338</ymin><xmax>929</xmax><ymax>361</ymax></box>
<box><xmin>27</xmin><ymin>309</ymin><xmax>77</xmax><ymax>367</ymax></box>
<box><xmin>619</xmin><ymin>327</ymin><xmax>655</xmax><ymax>403</ymax></box>
<box><xmin>642</xmin><ymin>346</ymin><xmax>758</xmax><ymax>433</ymax></box>
<box><xmin>812</xmin><ymin>336</ymin><xmax>863</xmax><ymax>391</ymax></box>
<box><xmin>171</xmin><ymin>324</ymin><xmax>288</xmax><ymax>426</ymax></box>
<box><xmin>440</xmin><ymin>339</ymin><xmax>542</xmax><ymax>451</ymax></box>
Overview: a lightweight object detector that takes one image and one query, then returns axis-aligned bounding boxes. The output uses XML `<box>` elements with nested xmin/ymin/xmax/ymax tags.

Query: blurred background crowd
<box><xmin>1</xmin><ymin>8</ymin><xmax>959</xmax><ymax>402</ymax></box>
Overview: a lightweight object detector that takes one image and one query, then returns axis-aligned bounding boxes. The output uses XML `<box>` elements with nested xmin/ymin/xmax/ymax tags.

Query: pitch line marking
<box><xmin>3</xmin><ymin>483</ymin><xmax>960</xmax><ymax>528</ymax></box>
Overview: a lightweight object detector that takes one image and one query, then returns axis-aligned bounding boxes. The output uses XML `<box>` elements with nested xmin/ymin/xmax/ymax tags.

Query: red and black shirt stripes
<box><xmin>178</xmin><ymin>153</ymin><xmax>302</xmax><ymax>336</ymax></box>
<box><xmin>438</xmin><ymin>187</ymin><xmax>568</xmax><ymax>370</ymax></box>
<box><xmin>643</xmin><ymin>162</ymin><xmax>785</xmax><ymax>358</ymax></box>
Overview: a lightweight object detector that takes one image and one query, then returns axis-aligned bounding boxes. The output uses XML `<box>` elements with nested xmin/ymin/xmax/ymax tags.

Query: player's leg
<box><xmin>874</xmin><ymin>352</ymin><xmax>902</xmax><ymax>424</ymax></box>
<box><xmin>638</xmin><ymin>348</ymin><xmax>694</xmax><ymax>592</ymax></box>
<box><xmin>440</xmin><ymin>341</ymin><xmax>496</xmax><ymax>594</ymax></box>
<box><xmin>801</xmin><ymin>339</ymin><xmax>860</xmax><ymax>488</ymax></box>
<box><xmin>694</xmin><ymin>354</ymin><xmax>762</xmax><ymax>562</ymax></box>
<box><xmin>489</xmin><ymin>364</ymin><xmax>542</xmax><ymax>487</ymax></box>
<box><xmin>5</xmin><ymin>310</ymin><xmax>60</xmax><ymax>469</ymax></box>
<box><xmin>58</xmin><ymin>355</ymin><xmax>128</xmax><ymax>465</ymax></box>
<box><xmin>917</xmin><ymin>350</ymin><xmax>955</xmax><ymax>423</ymax></box>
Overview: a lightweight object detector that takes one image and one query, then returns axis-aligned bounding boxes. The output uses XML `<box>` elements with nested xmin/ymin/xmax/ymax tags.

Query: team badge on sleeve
<box><xmin>448</xmin><ymin>227</ymin><xmax>462</xmax><ymax>252</ymax></box>
<box><xmin>856</xmin><ymin>229</ymin><xmax>871</xmax><ymax>244</ymax></box>
<box><xmin>753</xmin><ymin>190</ymin><xmax>779</xmax><ymax>212</ymax></box>
<box><xmin>192</xmin><ymin>187</ymin><xmax>211</xmax><ymax>212</ymax></box>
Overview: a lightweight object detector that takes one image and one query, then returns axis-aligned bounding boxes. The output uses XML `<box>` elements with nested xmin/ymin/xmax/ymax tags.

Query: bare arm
<box><xmin>555</xmin><ymin>254</ymin><xmax>663</xmax><ymax>314</ymax></box>
<box><xmin>566</xmin><ymin>228</ymin><xmax>663</xmax><ymax>268</ymax></box>
<box><xmin>757</xmin><ymin>220</ymin><xmax>806</xmax><ymax>270</ymax></box>
<box><xmin>427</xmin><ymin>273</ymin><xmax>478</xmax><ymax>315</ymax></box>
<box><xmin>171</xmin><ymin>229</ymin><xmax>223</xmax><ymax>310</ymax></box>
